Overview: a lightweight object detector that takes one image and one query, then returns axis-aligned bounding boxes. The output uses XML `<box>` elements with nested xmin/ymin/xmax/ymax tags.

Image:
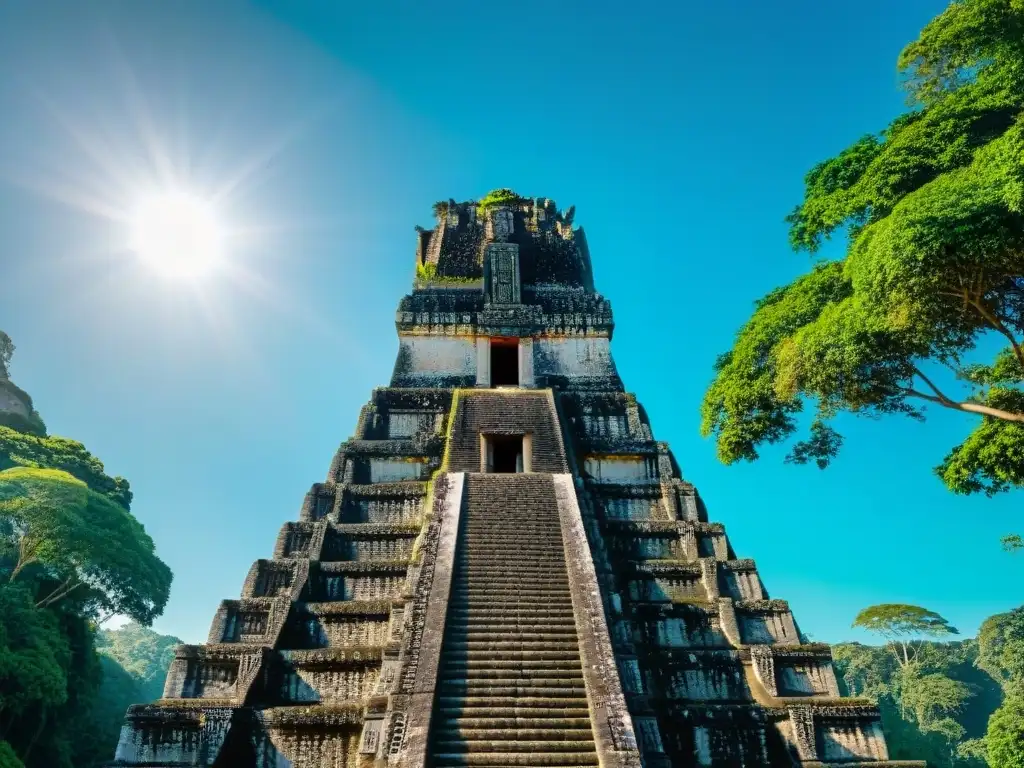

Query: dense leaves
<box><xmin>84</xmin><ymin>624</ymin><xmax>182</xmax><ymax>763</ymax></box>
<box><xmin>853</xmin><ymin>603</ymin><xmax>960</xmax><ymax>666</ymax></box>
<box><xmin>0</xmin><ymin>584</ymin><xmax>69</xmax><ymax>720</ymax></box>
<box><xmin>476</xmin><ymin>188</ymin><xmax>527</xmax><ymax>211</ymax></box>
<box><xmin>95</xmin><ymin>623</ymin><xmax>180</xmax><ymax>703</ymax></box>
<box><xmin>0</xmin><ymin>427</ymin><xmax>131</xmax><ymax>508</ymax></box>
<box><xmin>0</xmin><ymin>369</ymin><xmax>173</xmax><ymax>765</ymax></box>
<box><xmin>833</xmin><ymin>638</ymin><xmax>1001</xmax><ymax>767</ymax></box>
<box><xmin>702</xmin><ymin>0</ymin><xmax>1024</xmax><ymax>495</ymax></box>
<box><xmin>978</xmin><ymin>606</ymin><xmax>1024</xmax><ymax>688</ymax></box>
<box><xmin>0</xmin><ymin>467</ymin><xmax>171</xmax><ymax>624</ymax></box>
<box><xmin>838</xmin><ymin>602</ymin><xmax>1024</xmax><ymax>768</ymax></box>
<box><xmin>987</xmin><ymin>692</ymin><xmax>1024</xmax><ymax>768</ymax></box>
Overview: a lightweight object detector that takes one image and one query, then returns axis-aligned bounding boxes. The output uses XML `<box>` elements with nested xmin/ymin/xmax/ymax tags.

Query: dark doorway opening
<box><xmin>489</xmin><ymin>435</ymin><xmax>523</xmax><ymax>473</ymax></box>
<box><xmin>490</xmin><ymin>339</ymin><xmax>519</xmax><ymax>387</ymax></box>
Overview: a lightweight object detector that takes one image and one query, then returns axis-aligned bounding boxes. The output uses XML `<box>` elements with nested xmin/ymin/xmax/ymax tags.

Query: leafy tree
<box><xmin>834</xmin><ymin>638</ymin><xmax>1001</xmax><ymax>768</ymax></box>
<box><xmin>0</xmin><ymin>467</ymin><xmax>171</xmax><ymax>625</ymax></box>
<box><xmin>96</xmin><ymin>622</ymin><xmax>181</xmax><ymax>702</ymax></box>
<box><xmin>854</xmin><ymin>604</ymin><xmax>960</xmax><ymax>666</ymax></box>
<box><xmin>987</xmin><ymin>691</ymin><xmax>1024</xmax><ymax>768</ymax></box>
<box><xmin>0</xmin><ymin>427</ymin><xmax>130</xmax><ymax>508</ymax></box>
<box><xmin>81</xmin><ymin>623</ymin><xmax>183</xmax><ymax>761</ymax></box>
<box><xmin>701</xmin><ymin>0</ymin><xmax>1024</xmax><ymax>495</ymax></box>
<box><xmin>978</xmin><ymin>606</ymin><xmax>1024</xmax><ymax>687</ymax></box>
<box><xmin>903</xmin><ymin>672</ymin><xmax>975</xmax><ymax>762</ymax></box>
<box><xmin>0</xmin><ymin>584</ymin><xmax>69</xmax><ymax>724</ymax></box>
<box><xmin>0</xmin><ymin>741</ymin><xmax>23</xmax><ymax>768</ymax></box>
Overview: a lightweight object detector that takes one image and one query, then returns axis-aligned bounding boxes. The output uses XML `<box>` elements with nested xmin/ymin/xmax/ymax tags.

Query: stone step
<box><xmin>434</xmin><ymin>729</ymin><xmax>596</xmax><ymax>743</ymax></box>
<box><xmin>438</xmin><ymin>685</ymin><xmax>589</xmax><ymax>698</ymax></box>
<box><xmin>437</xmin><ymin>707</ymin><xmax>592</xmax><ymax>719</ymax></box>
<box><xmin>444</xmin><ymin>628</ymin><xmax>580</xmax><ymax>639</ymax></box>
<box><xmin>447</xmin><ymin>603</ymin><xmax>575</xmax><ymax>611</ymax></box>
<box><xmin>438</xmin><ymin>696</ymin><xmax>588</xmax><ymax>709</ymax></box>
<box><xmin>438</xmin><ymin>671</ymin><xmax>585</xmax><ymax>684</ymax></box>
<box><xmin>442</xmin><ymin>641</ymin><xmax>582</xmax><ymax>652</ymax></box>
<box><xmin>445</xmin><ymin>609</ymin><xmax>576</xmax><ymax>619</ymax></box>
<box><xmin>457</xmin><ymin>539</ymin><xmax>563</xmax><ymax>545</ymax></box>
<box><xmin>458</xmin><ymin>542</ymin><xmax>564</xmax><ymax>547</ymax></box>
<box><xmin>433</xmin><ymin>759</ymin><xmax>597</xmax><ymax>768</ymax></box>
<box><xmin>446</xmin><ymin>603</ymin><xmax>575</xmax><ymax>609</ymax></box>
<box><xmin>441</xmin><ymin>660</ymin><xmax>583</xmax><ymax>673</ymax></box>
<box><xmin>448</xmin><ymin>615</ymin><xmax>577</xmax><ymax>625</ymax></box>
<box><xmin>454</xmin><ymin>564</ymin><xmax>568</xmax><ymax>571</ymax></box>
<box><xmin>433</xmin><ymin>740</ymin><xmax>596</xmax><ymax>755</ymax></box>
<box><xmin>452</xmin><ymin>581</ymin><xmax>569</xmax><ymax>587</ymax></box>
<box><xmin>441</xmin><ymin>650</ymin><xmax>583</xmax><ymax>662</ymax></box>
<box><xmin>449</xmin><ymin>587</ymin><xmax>571</xmax><ymax>595</ymax></box>
<box><xmin>444</xmin><ymin>632</ymin><xmax>581</xmax><ymax>644</ymax></box>
<box><xmin>437</xmin><ymin>717</ymin><xmax>593</xmax><ymax>730</ymax></box>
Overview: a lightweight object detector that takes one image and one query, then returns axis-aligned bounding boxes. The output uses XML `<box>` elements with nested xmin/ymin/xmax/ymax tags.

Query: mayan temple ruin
<box><xmin>112</xmin><ymin>193</ymin><xmax>918</xmax><ymax>768</ymax></box>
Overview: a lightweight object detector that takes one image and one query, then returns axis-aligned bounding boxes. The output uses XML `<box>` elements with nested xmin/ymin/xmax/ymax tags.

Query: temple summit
<box><xmin>112</xmin><ymin>192</ymin><xmax>920</xmax><ymax>768</ymax></box>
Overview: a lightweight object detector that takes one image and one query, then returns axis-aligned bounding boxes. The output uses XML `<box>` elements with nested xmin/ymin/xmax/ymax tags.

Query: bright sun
<box><xmin>130</xmin><ymin>191</ymin><xmax>223</xmax><ymax>279</ymax></box>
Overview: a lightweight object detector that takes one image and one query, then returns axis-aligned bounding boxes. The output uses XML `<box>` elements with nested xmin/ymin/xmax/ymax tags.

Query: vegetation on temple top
<box><xmin>414</xmin><ymin>261</ymin><xmax>481</xmax><ymax>286</ymax></box>
<box><xmin>701</xmin><ymin>0</ymin><xmax>1024</xmax><ymax>499</ymax></box>
<box><xmin>475</xmin><ymin>188</ymin><xmax>527</xmax><ymax>212</ymax></box>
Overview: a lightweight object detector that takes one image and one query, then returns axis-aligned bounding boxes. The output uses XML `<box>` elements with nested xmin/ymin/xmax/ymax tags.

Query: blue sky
<box><xmin>0</xmin><ymin>0</ymin><xmax>1018</xmax><ymax>645</ymax></box>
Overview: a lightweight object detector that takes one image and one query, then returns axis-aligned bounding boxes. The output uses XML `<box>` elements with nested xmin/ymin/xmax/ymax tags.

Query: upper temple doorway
<box><xmin>490</xmin><ymin>338</ymin><xmax>519</xmax><ymax>387</ymax></box>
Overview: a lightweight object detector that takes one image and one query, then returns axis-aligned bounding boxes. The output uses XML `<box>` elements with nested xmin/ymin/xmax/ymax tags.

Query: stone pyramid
<box><xmin>112</xmin><ymin>194</ymin><xmax>919</xmax><ymax>768</ymax></box>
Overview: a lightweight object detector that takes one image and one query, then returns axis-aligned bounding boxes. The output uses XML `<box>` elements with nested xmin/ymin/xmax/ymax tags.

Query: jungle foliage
<box><xmin>838</xmin><ymin>602</ymin><xmax>1024</xmax><ymax>768</ymax></box>
<box><xmin>0</xmin><ymin>348</ymin><xmax>172</xmax><ymax>767</ymax></box>
<box><xmin>701</xmin><ymin>0</ymin><xmax>1024</xmax><ymax>497</ymax></box>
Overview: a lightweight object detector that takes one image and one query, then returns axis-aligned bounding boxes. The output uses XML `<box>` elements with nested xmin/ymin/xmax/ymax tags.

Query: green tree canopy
<box><xmin>0</xmin><ymin>585</ymin><xmax>69</xmax><ymax>721</ymax></box>
<box><xmin>0</xmin><ymin>467</ymin><xmax>171</xmax><ymax>625</ymax></box>
<box><xmin>833</xmin><ymin>637</ymin><xmax>1000</xmax><ymax>768</ymax></box>
<box><xmin>978</xmin><ymin>605</ymin><xmax>1024</xmax><ymax>688</ymax></box>
<box><xmin>0</xmin><ymin>427</ymin><xmax>130</xmax><ymax>508</ymax></box>
<box><xmin>701</xmin><ymin>0</ymin><xmax>1024</xmax><ymax>496</ymax></box>
<box><xmin>96</xmin><ymin>622</ymin><xmax>181</xmax><ymax>702</ymax></box>
<box><xmin>0</xmin><ymin>741</ymin><xmax>24</xmax><ymax>768</ymax></box>
<box><xmin>854</xmin><ymin>603</ymin><xmax>960</xmax><ymax>666</ymax></box>
<box><xmin>987</xmin><ymin>691</ymin><xmax>1024</xmax><ymax>768</ymax></box>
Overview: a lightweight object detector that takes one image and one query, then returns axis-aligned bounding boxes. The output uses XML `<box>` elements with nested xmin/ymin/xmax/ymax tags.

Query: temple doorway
<box><xmin>483</xmin><ymin>434</ymin><xmax>528</xmax><ymax>473</ymax></box>
<box><xmin>490</xmin><ymin>338</ymin><xmax>519</xmax><ymax>387</ymax></box>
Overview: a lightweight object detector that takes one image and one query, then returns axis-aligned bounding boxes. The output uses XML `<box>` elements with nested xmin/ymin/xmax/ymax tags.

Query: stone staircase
<box><xmin>429</xmin><ymin>473</ymin><xmax>598</xmax><ymax>767</ymax></box>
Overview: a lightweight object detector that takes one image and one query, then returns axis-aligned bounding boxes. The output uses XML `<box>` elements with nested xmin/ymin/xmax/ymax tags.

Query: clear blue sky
<box><xmin>0</xmin><ymin>0</ymin><xmax>1018</xmax><ymax>646</ymax></box>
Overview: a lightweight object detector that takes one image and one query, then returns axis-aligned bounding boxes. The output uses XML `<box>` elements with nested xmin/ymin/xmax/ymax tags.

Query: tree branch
<box><xmin>901</xmin><ymin>386</ymin><xmax>1024</xmax><ymax>422</ymax></box>
<box><xmin>911</xmin><ymin>366</ymin><xmax>954</xmax><ymax>403</ymax></box>
<box><xmin>36</xmin><ymin>576</ymin><xmax>83</xmax><ymax>608</ymax></box>
<box><xmin>966</xmin><ymin>296</ymin><xmax>1024</xmax><ymax>371</ymax></box>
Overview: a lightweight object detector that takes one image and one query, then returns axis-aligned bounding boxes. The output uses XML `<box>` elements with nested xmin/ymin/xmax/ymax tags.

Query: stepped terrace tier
<box><xmin>111</xmin><ymin>194</ymin><xmax>921</xmax><ymax>768</ymax></box>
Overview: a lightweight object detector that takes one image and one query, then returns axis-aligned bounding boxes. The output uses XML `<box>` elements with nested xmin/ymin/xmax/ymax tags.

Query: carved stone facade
<box><xmin>111</xmin><ymin>196</ymin><xmax>920</xmax><ymax>768</ymax></box>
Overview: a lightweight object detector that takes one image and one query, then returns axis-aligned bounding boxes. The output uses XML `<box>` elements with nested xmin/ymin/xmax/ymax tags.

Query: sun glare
<box><xmin>130</xmin><ymin>191</ymin><xmax>223</xmax><ymax>279</ymax></box>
